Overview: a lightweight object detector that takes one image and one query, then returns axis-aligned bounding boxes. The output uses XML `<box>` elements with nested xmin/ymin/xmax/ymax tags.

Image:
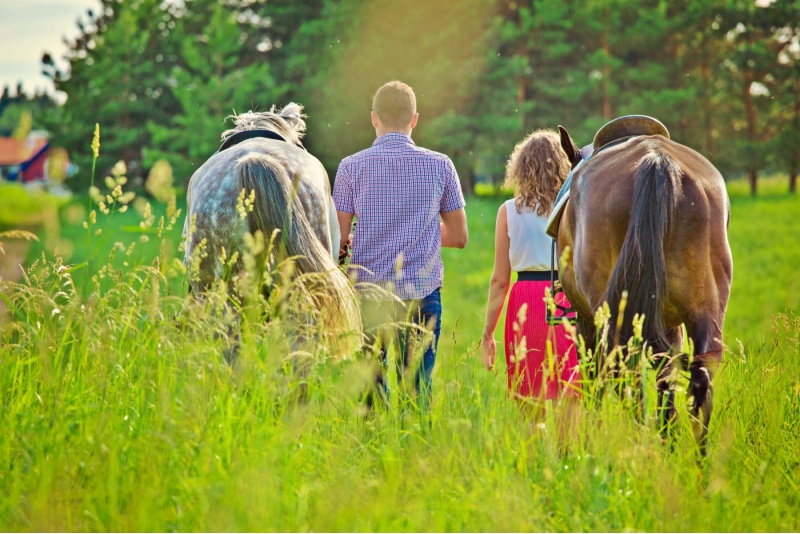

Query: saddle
<box><xmin>544</xmin><ymin>115</ymin><xmax>669</xmax><ymax>238</ymax></box>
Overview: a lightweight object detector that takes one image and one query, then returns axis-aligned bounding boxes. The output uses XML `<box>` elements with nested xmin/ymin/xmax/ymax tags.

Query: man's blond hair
<box><xmin>372</xmin><ymin>81</ymin><xmax>417</xmax><ymax>129</ymax></box>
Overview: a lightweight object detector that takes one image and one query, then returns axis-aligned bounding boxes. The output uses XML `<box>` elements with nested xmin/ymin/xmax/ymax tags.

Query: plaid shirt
<box><xmin>333</xmin><ymin>132</ymin><xmax>466</xmax><ymax>300</ymax></box>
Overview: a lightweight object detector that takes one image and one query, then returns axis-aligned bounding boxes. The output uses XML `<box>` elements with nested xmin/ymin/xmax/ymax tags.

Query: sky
<box><xmin>0</xmin><ymin>0</ymin><xmax>101</xmax><ymax>98</ymax></box>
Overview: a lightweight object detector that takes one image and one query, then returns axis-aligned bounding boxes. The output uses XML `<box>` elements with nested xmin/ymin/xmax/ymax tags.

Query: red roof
<box><xmin>0</xmin><ymin>137</ymin><xmax>49</xmax><ymax>166</ymax></box>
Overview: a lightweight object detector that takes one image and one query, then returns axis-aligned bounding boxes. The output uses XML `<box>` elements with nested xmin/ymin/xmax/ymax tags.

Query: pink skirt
<box><xmin>504</xmin><ymin>279</ymin><xmax>581</xmax><ymax>400</ymax></box>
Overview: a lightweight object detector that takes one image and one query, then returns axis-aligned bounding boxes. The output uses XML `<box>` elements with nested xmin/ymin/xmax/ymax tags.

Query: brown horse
<box><xmin>553</xmin><ymin>119</ymin><xmax>733</xmax><ymax>455</ymax></box>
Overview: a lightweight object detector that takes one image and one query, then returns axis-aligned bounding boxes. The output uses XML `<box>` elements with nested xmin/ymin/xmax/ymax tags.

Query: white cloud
<box><xmin>0</xmin><ymin>0</ymin><xmax>101</xmax><ymax>95</ymax></box>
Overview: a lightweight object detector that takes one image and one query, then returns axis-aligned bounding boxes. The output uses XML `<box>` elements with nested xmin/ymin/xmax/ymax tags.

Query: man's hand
<box><xmin>480</xmin><ymin>332</ymin><xmax>497</xmax><ymax>371</ymax></box>
<box><xmin>338</xmin><ymin>233</ymin><xmax>353</xmax><ymax>265</ymax></box>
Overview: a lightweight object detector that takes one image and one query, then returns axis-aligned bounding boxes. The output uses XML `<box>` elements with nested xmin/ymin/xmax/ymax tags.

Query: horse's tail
<box><xmin>604</xmin><ymin>149</ymin><xmax>681</xmax><ymax>354</ymax></box>
<box><xmin>235</xmin><ymin>153</ymin><xmax>361</xmax><ymax>357</ymax></box>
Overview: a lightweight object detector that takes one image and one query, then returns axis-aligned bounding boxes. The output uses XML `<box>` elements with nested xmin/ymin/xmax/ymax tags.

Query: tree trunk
<box><xmin>516</xmin><ymin>39</ymin><xmax>529</xmax><ymax>126</ymax></box>
<box><xmin>701</xmin><ymin>61</ymin><xmax>714</xmax><ymax>158</ymax></box>
<box><xmin>602</xmin><ymin>35</ymin><xmax>613</xmax><ymax>120</ymax></box>
<box><xmin>792</xmin><ymin>76</ymin><xmax>800</xmax><ymax>194</ymax></box>
<box><xmin>743</xmin><ymin>80</ymin><xmax>758</xmax><ymax>196</ymax></box>
<box><xmin>459</xmin><ymin>162</ymin><xmax>475</xmax><ymax>196</ymax></box>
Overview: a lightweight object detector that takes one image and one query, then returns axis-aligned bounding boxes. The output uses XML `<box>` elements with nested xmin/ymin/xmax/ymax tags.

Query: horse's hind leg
<box><xmin>685</xmin><ymin>316</ymin><xmax>724</xmax><ymax>457</ymax></box>
<box><xmin>189</xmin><ymin>277</ymin><xmax>242</xmax><ymax>365</ymax></box>
<box><xmin>655</xmin><ymin>327</ymin><xmax>684</xmax><ymax>446</ymax></box>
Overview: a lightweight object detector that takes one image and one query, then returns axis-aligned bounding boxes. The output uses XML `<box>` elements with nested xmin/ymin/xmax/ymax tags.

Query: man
<box><xmin>333</xmin><ymin>80</ymin><xmax>468</xmax><ymax>410</ymax></box>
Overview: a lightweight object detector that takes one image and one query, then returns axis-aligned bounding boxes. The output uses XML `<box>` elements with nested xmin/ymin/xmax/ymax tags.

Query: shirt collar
<box><xmin>372</xmin><ymin>132</ymin><xmax>415</xmax><ymax>147</ymax></box>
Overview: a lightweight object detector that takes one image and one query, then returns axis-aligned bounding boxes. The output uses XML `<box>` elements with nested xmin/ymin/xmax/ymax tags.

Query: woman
<box><xmin>481</xmin><ymin>129</ymin><xmax>581</xmax><ymax>415</ymax></box>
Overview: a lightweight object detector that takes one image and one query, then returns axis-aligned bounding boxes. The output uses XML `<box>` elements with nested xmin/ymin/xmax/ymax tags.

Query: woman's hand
<box><xmin>480</xmin><ymin>332</ymin><xmax>497</xmax><ymax>371</ymax></box>
<box><xmin>480</xmin><ymin>204</ymin><xmax>510</xmax><ymax>373</ymax></box>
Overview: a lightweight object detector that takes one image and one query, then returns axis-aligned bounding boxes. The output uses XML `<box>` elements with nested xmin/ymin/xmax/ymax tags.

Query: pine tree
<box><xmin>145</xmin><ymin>0</ymin><xmax>284</xmax><ymax>182</ymax></box>
<box><xmin>41</xmin><ymin>0</ymin><xmax>182</xmax><ymax>189</ymax></box>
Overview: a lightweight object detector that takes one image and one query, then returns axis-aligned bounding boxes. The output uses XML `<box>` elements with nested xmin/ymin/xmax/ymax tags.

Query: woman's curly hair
<box><xmin>503</xmin><ymin>129</ymin><xmax>572</xmax><ymax>216</ymax></box>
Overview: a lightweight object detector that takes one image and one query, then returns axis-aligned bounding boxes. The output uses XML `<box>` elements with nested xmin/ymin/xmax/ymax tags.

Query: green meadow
<box><xmin>1</xmin><ymin>176</ymin><xmax>798</xmax><ymax>531</ymax></box>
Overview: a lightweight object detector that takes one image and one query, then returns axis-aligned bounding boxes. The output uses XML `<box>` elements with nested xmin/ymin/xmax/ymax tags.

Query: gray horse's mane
<box><xmin>221</xmin><ymin>103</ymin><xmax>307</xmax><ymax>146</ymax></box>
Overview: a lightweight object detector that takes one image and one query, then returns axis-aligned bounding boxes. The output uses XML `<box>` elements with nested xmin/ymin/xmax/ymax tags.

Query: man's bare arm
<box><xmin>441</xmin><ymin>208</ymin><xmax>468</xmax><ymax>249</ymax></box>
<box><xmin>336</xmin><ymin>211</ymin><xmax>354</xmax><ymax>251</ymax></box>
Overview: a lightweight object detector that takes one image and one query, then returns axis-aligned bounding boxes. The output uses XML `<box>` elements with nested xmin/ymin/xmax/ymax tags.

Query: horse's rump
<box><xmin>603</xmin><ymin>145</ymin><xmax>682</xmax><ymax>353</ymax></box>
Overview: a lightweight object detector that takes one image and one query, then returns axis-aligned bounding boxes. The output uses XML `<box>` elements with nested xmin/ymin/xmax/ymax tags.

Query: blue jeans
<box><xmin>361</xmin><ymin>288</ymin><xmax>442</xmax><ymax>409</ymax></box>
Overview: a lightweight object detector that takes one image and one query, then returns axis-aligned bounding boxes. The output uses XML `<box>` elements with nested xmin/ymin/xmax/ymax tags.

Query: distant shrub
<box><xmin>0</xmin><ymin>182</ymin><xmax>70</xmax><ymax>228</ymax></box>
<box><xmin>474</xmin><ymin>182</ymin><xmax>514</xmax><ymax>198</ymax></box>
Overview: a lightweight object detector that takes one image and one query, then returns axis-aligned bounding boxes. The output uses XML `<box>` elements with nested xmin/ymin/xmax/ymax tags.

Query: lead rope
<box><xmin>547</xmin><ymin>239</ymin><xmax>578</xmax><ymax>326</ymax></box>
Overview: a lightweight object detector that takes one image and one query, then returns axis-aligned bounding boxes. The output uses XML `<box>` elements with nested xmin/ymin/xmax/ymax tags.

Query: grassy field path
<box><xmin>0</xmin><ymin>177</ymin><xmax>797</xmax><ymax>531</ymax></box>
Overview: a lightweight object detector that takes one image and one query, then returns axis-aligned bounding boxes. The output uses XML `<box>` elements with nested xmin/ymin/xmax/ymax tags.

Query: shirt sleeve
<box><xmin>440</xmin><ymin>156</ymin><xmax>466</xmax><ymax>213</ymax></box>
<box><xmin>332</xmin><ymin>158</ymin><xmax>355</xmax><ymax>214</ymax></box>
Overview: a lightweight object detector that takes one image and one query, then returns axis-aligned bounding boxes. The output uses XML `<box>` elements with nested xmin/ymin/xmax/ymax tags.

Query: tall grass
<box><xmin>0</xmin><ymin>176</ymin><xmax>798</xmax><ymax>531</ymax></box>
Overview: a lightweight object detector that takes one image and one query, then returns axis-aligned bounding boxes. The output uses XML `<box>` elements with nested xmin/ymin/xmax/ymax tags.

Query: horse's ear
<box><xmin>558</xmin><ymin>125</ymin><xmax>581</xmax><ymax>168</ymax></box>
<box><xmin>277</xmin><ymin>102</ymin><xmax>308</xmax><ymax>141</ymax></box>
<box><xmin>279</xmin><ymin>103</ymin><xmax>306</xmax><ymax>128</ymax></box>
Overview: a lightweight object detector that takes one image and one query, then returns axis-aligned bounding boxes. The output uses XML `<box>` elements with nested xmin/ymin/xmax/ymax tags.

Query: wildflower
<box><xmin>511</xmin><ymin>335</ymin><xmax>527</xmax><ymax>363</ymax></box>
<box><xmin>165</xmin><ymin>205</ymin><xmax>182</xmax><ymax>231</ymax></box>
<box><xmin>91</xmin><ymin>123</ymin><xmax>100</xmax><ymax>158</ymax></box>
<box><xmin>543</xmin><ymin>286</ymin><xmax>556</xmax><ymax>317</ymax></box>
<box><xmin>145</xmin><ymin>160</ymin><xmax>175</xmax><ymax>203</ymax></box>
<box><xmin>516</xmin><ymin>302</ymin><xmax>528</xmax><ymax>326</ymax></box>
<box><xmin>594</xmin><ymin>301</ymin><xmax>611</xmax><ymax>330</ymax></box>
<box><xmin>139</xmin><ymin>202</ymin><xmax>154</xmax><ymax>229</ymax></box>
<box><xmin>246</xmin><ymin>189</ymin><xmax>256</xmax><ymax>212</ymax></box>
<box><xmin>236</xmin><ymin>188</ymin><xmax>248</xmax><ymax>219</ymax></box>
<box><xmin>632</xmin><ymin>313</ymin><xmax>645</xmax><ymax>342</ymax></box>
<box><xmin>111</xmin><ymin>160</ymin><xmax>127</xmax><ymax>178</ymax></box>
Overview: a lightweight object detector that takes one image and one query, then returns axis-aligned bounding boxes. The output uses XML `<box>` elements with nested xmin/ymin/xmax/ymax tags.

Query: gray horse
<box><xmin>182</xmin><ymin>103</ymin><xmax>361</xmax><ymax>358</ymax></box>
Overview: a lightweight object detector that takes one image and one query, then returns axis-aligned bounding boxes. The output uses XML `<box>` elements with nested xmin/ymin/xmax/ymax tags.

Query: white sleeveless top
<box><xmin>505</xmin><ymin>198</ymin><xmax>552</xmax><ymax>272</ymax></box>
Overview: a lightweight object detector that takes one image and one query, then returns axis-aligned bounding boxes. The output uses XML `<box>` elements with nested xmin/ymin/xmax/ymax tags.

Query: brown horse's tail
<box><xmin>235</xmin><ymin>153</ymin><xmax>361</xmax><ymax>357</ymax></box>
<box><xmin>604</xmin><ymin>150</ymin><xmax>681</xmax><ymax>354</ymax></box>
